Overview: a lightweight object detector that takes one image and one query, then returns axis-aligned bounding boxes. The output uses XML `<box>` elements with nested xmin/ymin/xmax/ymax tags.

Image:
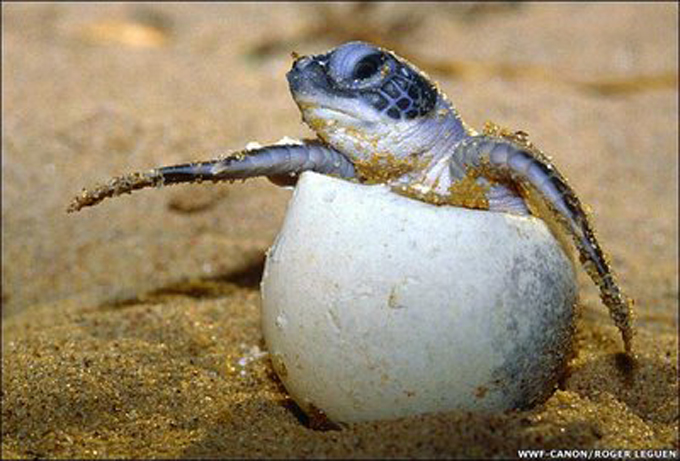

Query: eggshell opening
<box><xmin>261</xmin><ymin>172</ymin><xmax>577</xmax><ymax>423</ymax></box>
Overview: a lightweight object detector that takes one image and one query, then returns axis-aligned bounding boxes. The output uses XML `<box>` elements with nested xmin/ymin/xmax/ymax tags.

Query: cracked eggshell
<box><xmin>261</xmin><ymin>172</ymin><xmax>577</xmax><ymax>423</ymax></box>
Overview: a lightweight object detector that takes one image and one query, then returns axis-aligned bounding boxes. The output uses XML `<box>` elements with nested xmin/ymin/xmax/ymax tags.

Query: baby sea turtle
<box><xmin>68</xmin><ymin>41</ymin><xmax>636</xmax><ymax>358</ymax></box>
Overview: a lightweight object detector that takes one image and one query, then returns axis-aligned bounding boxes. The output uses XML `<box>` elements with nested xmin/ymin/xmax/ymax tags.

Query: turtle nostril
<box><xmin>292</xmin><ymin>56</ymin><xmax>314</xmax><ymax>72</ymax></box>
<box><xmin>287</xmin><ymin>56</ymin><xmax>330</xmax><ymax>94</ymax></box>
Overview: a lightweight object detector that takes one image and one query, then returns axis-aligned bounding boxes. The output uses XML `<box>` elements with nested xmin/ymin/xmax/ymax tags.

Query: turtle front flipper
<box><xmin>67</xmin><ymin>139</ymin><xmax>356</xmax><ymax>212</ymax></box>
<box><xmin>453</xmin><ymin>125</ymin><xmax>636</xmax><ymax>358</ymax></box>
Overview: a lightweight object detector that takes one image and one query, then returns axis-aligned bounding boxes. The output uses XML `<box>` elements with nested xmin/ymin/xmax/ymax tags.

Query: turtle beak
<box><xmin>287</xmin><ymin>54</ymin><xmax>327</xmax><ymax>95</ymax></box>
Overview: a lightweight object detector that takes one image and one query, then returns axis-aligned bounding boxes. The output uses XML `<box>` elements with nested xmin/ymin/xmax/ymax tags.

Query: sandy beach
<box><xmin>2</xmin><ymin>3</ymin><xmax>678</xmax><ymax>458</ymax></box>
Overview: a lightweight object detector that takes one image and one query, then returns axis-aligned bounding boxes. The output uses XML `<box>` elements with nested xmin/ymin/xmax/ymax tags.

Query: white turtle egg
<box><xmin>261</xmin><ymin>171</ymin><xmax>577</xmax><ymax>423</ymax></box>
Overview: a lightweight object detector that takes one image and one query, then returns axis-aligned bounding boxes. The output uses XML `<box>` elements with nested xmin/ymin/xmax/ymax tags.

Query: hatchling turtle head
<box><xmin>287</xmin><ymin>41</ymin><xmax>449</xmax><ymax>179</ymax></box>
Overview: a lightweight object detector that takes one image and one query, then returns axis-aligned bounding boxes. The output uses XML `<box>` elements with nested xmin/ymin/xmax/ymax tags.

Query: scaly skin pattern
<box><xmin>68</xmin><ymin>41</ymin><xmax>635</xmax><ymax>358</ymax></box>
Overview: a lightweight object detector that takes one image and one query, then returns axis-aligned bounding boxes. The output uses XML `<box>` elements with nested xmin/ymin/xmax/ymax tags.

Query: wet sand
<box><xmin>2</xmin><ymin>3</ymin><xmax>678</xmax><ymax>458</ymax></box>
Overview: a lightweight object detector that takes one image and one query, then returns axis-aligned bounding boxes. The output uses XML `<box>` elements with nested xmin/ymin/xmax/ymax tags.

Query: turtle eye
<box><xmin>352</xmin><ymin>53</ymin><xmax>384</xmax><ymax>81</ymax></box>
